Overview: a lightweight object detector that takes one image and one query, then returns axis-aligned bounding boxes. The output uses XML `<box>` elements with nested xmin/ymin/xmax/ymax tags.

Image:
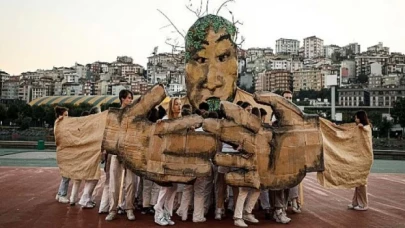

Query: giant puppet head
<box><xmin>185</xmin><ymin>15</ymin><xmax>238</xmax><ymax>110</ymax></box>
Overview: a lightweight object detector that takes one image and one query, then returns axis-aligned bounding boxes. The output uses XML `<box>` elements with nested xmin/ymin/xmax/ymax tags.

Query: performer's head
<box><xmin>241</xmin><ymin>102</ymin><xmax>252</xmax><ymax>113</ymax></box>
<box><xmin>81</xmin><ymin>111</ymin><xmax>90</xmax><ymax>116</ymax></box>
<box><xmin>259</xmin><ymin>108</ymin><xmax>267</xmax><ymax>122</ymax></box>
<box><xmin>54</xmin><ymin>106</ymin><xmax>68</xmax><ymax>118</ymax></box>
<box><xmin>168</xmin><ymin>97</ymin><xmax>182</xmax><ymax>119</ymax></box>
<box><xmin>355</xmin><ymin>110</ymin><xmax>370</xmax><ymax>126</ymax></box>
<box><xmin>198</xmin><ymin>102</ymin><xmax>209</xmax><ymax>115</ymax></box>
<box><xmin>282</xmin><ymin>90</ymin><xmax>293</xmax><ymax>101</ymax></box>
<box><xmin>89</xmin><ymin>106</ymin><xmax>101</xmax><ymax>114</ymax></box>
<box><xmin>185</xmin><ymin>14</ymin><xmax>238</xmax><ymax>109</ymax></box>
<box><xmin>251</xmin><ymin>107</ymin><xmax>261</xmax><ymax>119</ymax></box>
<box><xmin>119</xmin><ymin>89</ymin><xmax>133</xmax><ymax>108</ymax></box>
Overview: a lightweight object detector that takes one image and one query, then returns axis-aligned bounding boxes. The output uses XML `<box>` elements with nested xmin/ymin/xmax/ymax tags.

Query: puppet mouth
<box><xmin>205</xmin><ymin>97</ymin><xmax>221</xmax><ymax>112</ymax></box>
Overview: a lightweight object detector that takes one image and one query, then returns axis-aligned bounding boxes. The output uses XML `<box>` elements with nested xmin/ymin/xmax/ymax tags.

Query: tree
<box><xmin>7</xmin><ymin>104</ymin><xmax>19</xmax><ymax>120</ymax></box>
<box><xmin>392</xmin><ymin>97</ymin><xmax>405</xmax><ymax>128</ymax></box>
<box><xmin>368</xmin><ymin>111</ymin><xmax>382</xmax><ymax>128</ymax></box>
<box><xmin>379</xmin><ymin>117</ymin><xmax>393</xmax><ymax>138</ymax></box>
<box><xmin>0</xmin><ymin>104</ymin><xmax>6</xmax><ymax>121</ymax></box>
<box><xmin>20</xmin><ymin>117</ymin><xmax>32</xmax><ymax>130</ymax></box>
<box><xmin>19</xmin><ymin>104</ymin><xmax>32</xmax><ymax>118</ymax></box>
<box><xmin>32</xmin><ymin>105</ymin><xmax>46</xmax><ymax>127</ymax></box>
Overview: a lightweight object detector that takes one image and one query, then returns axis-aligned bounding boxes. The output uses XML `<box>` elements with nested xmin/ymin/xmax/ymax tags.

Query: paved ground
<box><xmin>0</xmin><ymin>168</ymin><xmax>404</xmax><ymax>228</ymax></box>
<box><xmin>1</xmin><ymin>148</ymin><xmax>405</xmax><ymax>227</ymax></box>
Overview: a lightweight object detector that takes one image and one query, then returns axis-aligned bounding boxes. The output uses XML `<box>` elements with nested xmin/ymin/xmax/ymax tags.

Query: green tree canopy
<box><xmin>392</xmin><ymin>97</ymin><xmax>405</xmax><ymax>127</ymax></box>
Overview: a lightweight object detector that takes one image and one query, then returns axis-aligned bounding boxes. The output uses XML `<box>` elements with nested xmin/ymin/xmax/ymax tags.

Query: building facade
<box><xmin>303</xmin><ymin>36</ymin><xmax>324</xmax><ymax>59</ymax></box>
<box><xmin>355</xmin><ymin>55</ymin><xmax>389</xmax><ymax>77</ymax></box>
<box><xmin>338</xmin><ymin>87</ymin><xmax>370</xmax><ymax>106</ymax></box>
<box><xmin>270</xmin><ymin>59</ymin><xmax>290</xmax><ymax>70</ymax></box>
<box><xmin>340</xmin><ymin>43</ymin><xmax>361</xmax><ymax>56</ymax></box>
<box><xmin>323</xmin><ymin>45</ymin><xmax>340</xmax><ymax>58</ymax></box>
<box><xmin>1</xmin><ymin>76</ymin><xmax>20</xmax><ymax>99</ymax></box>
<box><xmin>293</xmin><ymin>69</ymin><xmax>324</xmax><ymax>92</ymax></box>
<box><xmin>340</xmin><ymin>60</ymin><xmax>356</xmax><ymax>84</ymax></box>
<box><xmin>369</xmin><ymin>86</ymin><xmax>405</xmax><ymax>107</ymax></box>
<box><xmin>367</xmin><ymin>42</ymin><xmax>390</xmax><ymax>55</ymax></box>
<box><xmin>258</xmin><ymin>70</ymin><xmax>292</xmax><ymax>92</ymax></box>
<box><xmin>275</xmin><ymin>38</ymin><xmax>300</xmax><ymax>54</ymax></box>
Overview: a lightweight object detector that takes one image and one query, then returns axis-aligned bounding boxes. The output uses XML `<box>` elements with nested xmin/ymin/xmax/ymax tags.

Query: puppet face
<box><xmin>185</xmin><ymin>27</ymin><xmax>238</xmax><ymax>109</ymax></box>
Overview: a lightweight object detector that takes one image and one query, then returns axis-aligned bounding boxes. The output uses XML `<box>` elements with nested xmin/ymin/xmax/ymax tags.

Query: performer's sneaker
<box><xmin>347</xmin><ymin>204</ymin><xmax>355</xmax><ymax>209</ymax></box>
<box><xmin>126</xmin><ymin>209</ymin><xmax>135</xmax><ymax>220</ymax></box>
<box><xmin>176</xmin><ymin>210</ymin><xmax>187</xmax><ymax>221</ymax></box>
<box><xmin>82</xmin><ymin>202</ymin><xmax>95</xmax><ymax>209</ymax></box>
<box><xmin>243</xmin><ymin>213</ymin><xmax>259</xmax><ymax>223</ymax></box>
<box><xmin>215</xmin><ymin>208</ymin><xmax>223</xmax><ymax>220</ymax></box>
<box><xmin>57</xmin><ymin>196</ymin><xmax>69</xmax><ymax>204</ymax></box>
<box><xmin>142</xmin><ymin>207</ymin><xmax>155</xmax><ymax>215</ymax></box>
<box><xmin>234</xmin><ymin>218</ymin><xmax>248</xmax><ymax>227</ymax></box>
<box><xmin>164</xmin><ymin>212</ymin><xmax>175</xmax><ymax>225</ymax></box>
<box><xmin>353</xmin><ymin>205</ymin><xmax>368</xmax><ymax>211</ymax></box>
<box><xmin>192</xmin><ymin>217</ymin><xmax>206</xmax><ymax>223</ymax></box>
<box><xmin>166</xmin><ymin>218</ymin><xmax>175</xmax><ymax>225</ymax></box>
<box><xmin>292</xmin><ymin>200</ymin><xmax>302</xmax><ymax>213</ymax></box>
<box><xmin>274</xmin><ymin>209</ymin><xmax>291</xmax><ymax>224</ymax></box>
<box><xmin>117</xmin><ymin>207</ymin><xmax>125</xmax><ymax>215</ymax></box>
<box><xmin>105</xmin><ymin>211</ymin><xmax>117</xmax><ymax>221</ymax></box>
<box><xmin>155</xmin><ymin>216</ymin><xmax>169</xmax><ymax>226</ymax></box>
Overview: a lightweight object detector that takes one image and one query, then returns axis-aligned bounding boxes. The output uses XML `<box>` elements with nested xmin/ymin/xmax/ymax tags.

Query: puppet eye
<box><xmin>218</xmin><ymin>52</ymin><xmax>230</xmax><ymax>62</ymax></box>
<box><xmin>194</xmin><ymin>56</ymin><xmax>207</xmax><ymax>64</ymax></box>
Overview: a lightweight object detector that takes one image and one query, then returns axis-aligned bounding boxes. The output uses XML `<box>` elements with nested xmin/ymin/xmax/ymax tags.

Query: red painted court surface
<box><xmin>0</xmin><ymin>167</ymin><xmax>404</xmax><ymax>228</ymax></box>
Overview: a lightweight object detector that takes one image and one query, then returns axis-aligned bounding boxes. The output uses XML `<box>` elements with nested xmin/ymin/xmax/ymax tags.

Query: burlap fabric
<box><xmin>317</xmin><ymin>118</ymin><xmax>373</xmax><ymax>188</ymax></box>
<box><xmin>55</xmin><ymin>111</ymin><xmax>108</xmax><ymax>180</ymax></box>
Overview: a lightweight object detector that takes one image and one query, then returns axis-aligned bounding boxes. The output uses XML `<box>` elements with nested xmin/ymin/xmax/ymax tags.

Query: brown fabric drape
<box><xmin>317</xmin><ymin>118</ymin><xmax>373</xmax><ymax>188</ymax></box>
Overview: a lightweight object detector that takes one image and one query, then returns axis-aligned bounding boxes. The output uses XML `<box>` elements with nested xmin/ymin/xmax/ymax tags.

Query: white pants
<box><xmin>142</xmin><ymin>178</ymin><xmax>159</xmax><ymax>207</ymax></box>
<box><xmin>99</xmin><ymin>154</ymin><xmax>112</xmax><ymax>213</ymax></box>
<box><xmin>259</xmin><ymin>189</ymin><xmax>270</xmax><ymax>210</ymax></box>
<box><xmin>79</xmin><ymin>180</ymin><xmax>98</xmax><ymax>206</ymax></box>
<box><xmin>154</xmin><ymin>184</ymin><xmax>178</xmax><ymax>219</ymax></box>
<box><xmin>234</xmin><ymin>187</ymin><xmax>260</xmax><ymax>219</ymax></box>
<box><xmin>177</xmin><ymin>177</ymin><xmax>210</xmax><ymax>221</ymax></box>
<box><xmin>70</xmin><ymin>180</ymin><xmax>82</xmax><ymax>203</ymax></box>
<box><xmin>289</xmin><ymin>185</ymin><xmax>299</xmax><ymax>200</ymax></box>
<box><xmin>109</xmin><ymin>155</ymin><xmax>137</xmax><ymax>212</ymax></box>
<box><xmin>70</xmin><ymin>179</ymin><xmax>98</xmax><ymax>205</ymax></box>
<box><xmin>204</xmin><ymin>175</ymin><xmax>214</xmax><ymax>214</ymax></box>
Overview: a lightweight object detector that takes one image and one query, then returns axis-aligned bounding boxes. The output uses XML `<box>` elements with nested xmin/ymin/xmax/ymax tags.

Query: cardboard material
<box><xmin>55</xmin><ymin>111</ymin><xmax>107</xmax><ymax>180</ymax></box>
<box><xmin>317</xmin><ymin>118</ymin><xmax>373</xmax><ymax>188</ymax></box>
<box><xmin>203</xmin><ymin>92</ymin><xmax>324</xmax><ymax>190</ymax></box>
<box><xmin>102</xmin><ymin>85</ymin><xmax>218</xmax><ymax>184</ymax></box>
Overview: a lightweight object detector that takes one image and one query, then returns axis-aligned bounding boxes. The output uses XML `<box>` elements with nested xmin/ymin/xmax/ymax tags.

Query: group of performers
<box><xmin>53</xmin><ymin>88</ymin><xmax>370</xmax><ymax>227</ymax></box>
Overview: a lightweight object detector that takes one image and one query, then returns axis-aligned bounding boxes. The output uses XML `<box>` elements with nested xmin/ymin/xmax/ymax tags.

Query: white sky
<box><xmin>1</xmin><ymin>0</ymin><xmax>404</xmax><ymax>75</ymax></box>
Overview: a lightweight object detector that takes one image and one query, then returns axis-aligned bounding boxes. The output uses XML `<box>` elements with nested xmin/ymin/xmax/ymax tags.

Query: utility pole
<box><xmin>152</xmin><ymin>46</ymin><xmax>158</xmax><ymax>85</ymax></box>
<box><xmin>331</xmin><ymin>85</ymin><xmax>336</xmax><ymax>121</ymax></box>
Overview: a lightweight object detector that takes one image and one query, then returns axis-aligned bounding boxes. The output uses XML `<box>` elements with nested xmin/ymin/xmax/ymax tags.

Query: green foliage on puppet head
<box><xmin>185</xmin><ymin>14</ymin><xmax>236</xmax><ymax>62</ymax></box>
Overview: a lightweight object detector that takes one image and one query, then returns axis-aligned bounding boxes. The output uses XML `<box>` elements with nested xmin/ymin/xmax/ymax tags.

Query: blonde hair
<box><xmin>168</xmin><ymin>98</ymin><xmax>181</xmax><ymax>119</ymax></box>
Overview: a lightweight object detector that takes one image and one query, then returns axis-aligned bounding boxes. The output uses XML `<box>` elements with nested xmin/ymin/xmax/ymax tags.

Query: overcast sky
<box><xmin>1</xmin><ymin>0</ymin><xmax>404</xmax><ymax>75</ymax></box>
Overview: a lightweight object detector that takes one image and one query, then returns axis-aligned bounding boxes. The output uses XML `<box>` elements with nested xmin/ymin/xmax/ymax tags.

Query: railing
<box><xmin>0</xmin><ymin>141</ymin><xmax>404</xmax><ymax>160</ymax></box>
<box><xmin>0</xmin><ymin>141</ymin><xmax>56</xmax><ymax>149</ymax></box>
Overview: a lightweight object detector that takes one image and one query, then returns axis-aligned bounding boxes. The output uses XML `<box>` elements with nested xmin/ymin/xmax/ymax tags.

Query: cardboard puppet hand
<box><xmin>102</xmin><ymin>85</ymin><xmax>218</xmax><ymax>185</ymax></box>
<box><xmin>203</xmin><ymin>93</ymin><xmax>323</xmax><ymax>190</ymax></box>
